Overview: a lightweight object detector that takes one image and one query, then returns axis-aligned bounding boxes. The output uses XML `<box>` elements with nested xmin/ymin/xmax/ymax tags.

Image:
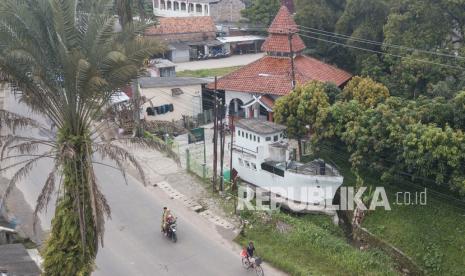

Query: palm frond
<box><xmin>33</xmin><ymin>161</ymin><xmax>61</xmax><ymax>232</ymax></box>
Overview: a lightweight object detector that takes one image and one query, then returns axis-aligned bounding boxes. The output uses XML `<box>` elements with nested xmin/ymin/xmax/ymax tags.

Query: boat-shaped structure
<box><xmin>232</xmin><ymin>119</ymin><xmax>343</xmax><ymax>213</ymax></box>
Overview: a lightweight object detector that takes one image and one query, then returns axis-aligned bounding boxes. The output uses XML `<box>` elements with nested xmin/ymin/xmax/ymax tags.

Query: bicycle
<box><xmin>241</xmin><ymin>256</ymin><xmax>264</xmax><ymax>276</ymax></box>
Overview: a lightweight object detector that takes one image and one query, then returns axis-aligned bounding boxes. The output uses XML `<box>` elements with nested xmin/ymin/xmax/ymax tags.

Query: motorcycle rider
<box><xmin>161</xmin><ymin>207</ymin><xmax>170</xmax><ymax>233</ymax></box>
<box><xmin>161</xmin><ymin>207</ymin><xmax>176</xmax><ymax>235</ymax></box>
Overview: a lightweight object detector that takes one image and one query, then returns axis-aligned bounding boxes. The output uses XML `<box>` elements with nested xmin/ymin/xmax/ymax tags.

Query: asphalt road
<box><xmin>2</xmin><ymin>89</ymin><xmax>281</xmax><ymax>276</ymax></box>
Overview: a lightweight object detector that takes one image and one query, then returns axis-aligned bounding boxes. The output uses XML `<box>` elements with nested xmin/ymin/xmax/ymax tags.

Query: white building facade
<box><xmin>152</xmin><ymin>0</ymin><xmax>217</xmax><ymax>17</ymax></box>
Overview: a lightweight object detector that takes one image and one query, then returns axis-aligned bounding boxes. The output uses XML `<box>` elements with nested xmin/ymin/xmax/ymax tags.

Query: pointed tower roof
<box><xmin>261</xmin><ymin>5</ymin><xmax>306</xmax><ymax>53</ymax></box>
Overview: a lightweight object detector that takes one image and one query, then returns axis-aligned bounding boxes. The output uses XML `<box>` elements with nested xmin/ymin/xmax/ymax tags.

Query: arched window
<box><xmin>196</xmin><ymin>3</ymin><xmax>202</xmax><ymax>13</ymax></box>
<box><xmin>174</xmin><ymin>1</ymin><xmax>179</xmax><ymax>11</ymax></box>
<box><xmin>167</xmin><ymin>1</ymin><xmax>172</xmax><ymax>10</ymax></box>
<box><xmin>181</xmin><ymin>2</ymin><xmax>186</xmax><ymax>11</ymax></box>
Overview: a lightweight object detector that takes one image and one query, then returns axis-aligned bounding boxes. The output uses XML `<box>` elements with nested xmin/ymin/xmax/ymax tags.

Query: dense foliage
<box><xmin>240</xmin><ymin>0</ymin><xmax>281</xmax><ymax>27</ymax></box>
<box><xmin>294</xmin><ymin>0</ymin><xmax>465</xmax><ymax>99</ymax></box>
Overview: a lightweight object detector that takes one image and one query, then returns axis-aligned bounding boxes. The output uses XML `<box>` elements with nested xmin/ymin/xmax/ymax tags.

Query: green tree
<box><xmin>274</xmin><ymin>81</ymin><xmax>330</xmax><ymax>157</ymax></box>
<box><xmin>382</xmin><ymin>0</ymin><xmax>465</xmax><ymax>98</ymax></box>
<box><xmin>240</xmin><ymin>0</ymin><xmax>281</xmax><ymax>27</ymax></box>
<box><xmin>294</xmin><ymin>0</ymin><xmax>347</xmax><ymax>65</ymax></box>
<box><xmin>335</xmin><ymin>0</ymin><xmax>389</xmax><ymax>73</ymax></box>
<box><xmin>0</xmin><ymin>0</ymin><xmax>174</xmax><ymax>274</ymax></box>
<box><xmin>341</xmin><ymin>76</ymin><xmax>390</xmax><ymax>108</ymax></box>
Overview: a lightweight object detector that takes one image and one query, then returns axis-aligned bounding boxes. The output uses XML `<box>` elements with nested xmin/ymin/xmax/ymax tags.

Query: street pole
<box><xmin>229</xmin><ymin>117</ymin><xmax>234</xmax><ymax>181</ymax></box>
<box><xmin>220</xmin><ymin>99</ymin><xmax>225</xmax><ymax>192</ymax></box>
<box><xmin>203</xmin><ymin>127</ymin><xmax>207</xmax><ymax>180</ymax></box>
<box><xmin>288</xmin><ymin>31</ymin><xmax>296</xmax><ymax>90</ymax></box>
<box><xmin>212</xmin><ymin>76</ymin><xmax>218</xmax><ymax>192</ymax></box>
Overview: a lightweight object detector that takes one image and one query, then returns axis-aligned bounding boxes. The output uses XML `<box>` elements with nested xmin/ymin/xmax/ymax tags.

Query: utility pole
<box><xmin>219</xmin><ymin>99</ymin><xmax>225</xmax><ymax>192</ymax></box>
<box><xmin>229</xmin><ymin>116</ymin><xmax>234</xmax><ymax>185</ymax></box>
<box><xmin>212</xmin><ymin>76</ymin><xmax>218</xmax><ymax>192</ymax></box>
<box><xmin>288</xmin><ymin>31</ymin><xmax>296</xmax><ymax>90</ymax></box>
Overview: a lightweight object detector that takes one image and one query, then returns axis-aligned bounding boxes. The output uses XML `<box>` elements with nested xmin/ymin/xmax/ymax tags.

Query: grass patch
<box><xmin>236</xmin><ymin>212</ymin><xmax>397</xmax><ymax>276</ymax></box>
<box><xmin>176</xmin><ymin>66</ymin><xmax>242</xmax><ymax>78</ymax></box>
<box><xmin>308</xmin><ymin>144</ymin><xmax>465</xmax><ymax>275</ymax></box>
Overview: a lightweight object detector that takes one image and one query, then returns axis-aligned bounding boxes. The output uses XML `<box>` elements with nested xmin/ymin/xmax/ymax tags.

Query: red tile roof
<box><xmin>207</xmin><ymin>56</ymin><xmax>352</xmax><ymax>95</ymax></box>
<box><xmin>145</xmin><ymin>16</ymin><xmax>216</xmax><ymax>36</ymax></box>
<box><xmin>261</xmin><ymin>33</ymin><xmax>306</xmax><ymax>53</ymax></box>
<box><xmin>262</xmin><ymin>5</ymin><xmax>305</xmax><ymax>53</ymax></box>
<box><xmin>268</xmin><ymin>5</ymin><xmax>298</xmax><ymax>34</ymax></box>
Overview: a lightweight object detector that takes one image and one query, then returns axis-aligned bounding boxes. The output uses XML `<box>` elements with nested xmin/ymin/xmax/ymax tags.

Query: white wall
<box><xmin>235</xmin><ymin>126</ymin><xmax>285</xmax><ymax>154</ymax></box>
<box><xmin>141</xmin><ymin>84</ymin><xmax>203</xmax><ymax>122</ymax></box>
<box><xmin>225</xmin><ymin>90</ymin><xmax>253</xmax><ymax>117</ymax></box>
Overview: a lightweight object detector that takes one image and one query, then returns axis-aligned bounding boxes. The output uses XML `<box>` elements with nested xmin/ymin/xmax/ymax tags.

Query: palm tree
<box><xmin>0</xmin><ymin>0</ymin><xmax>174</xmax><ymax>274</ymax></box>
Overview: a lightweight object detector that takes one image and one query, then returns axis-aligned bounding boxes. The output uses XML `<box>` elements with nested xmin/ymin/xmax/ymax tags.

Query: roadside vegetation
<box><xmin>177</xmin><ymin>66</ymin><xmax>243</xmax><ymax>78</ymax></box>
<box><xmin>236</xmin><ymin>211</ymin><xmax>398</xmax><ymax>276</ymax></box>
<box><xmin>309</xmin><ymin>145</ymin><xmax>465</xmax><ymax>275</ymax></box>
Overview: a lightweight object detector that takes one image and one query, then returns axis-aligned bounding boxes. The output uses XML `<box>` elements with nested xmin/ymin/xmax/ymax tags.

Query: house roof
<box><xmin>261</xmin><ymin>33</ymin><xmax>306</xmax><ymax>53</ymax></box>
<box><xmin>268</xmin><ymin>5</ymin><xmax>298</xmax><ymax>34</ymax></box>
<box><xmin>262</xmin><ymin>5</ymin><xmax>305</xmax><ymax>53</ymax></box>
<box><xmin>236</xmin><ymin>119</ymin><xmax>286</xmax><ymax>135</ymax></box>
<box><xmin>145</xmin><ymin>16</ymin><xmax>216</xmax><ymax>36</ymax></box>
<box><xmin>139</xmin><ymin>77</ymin><xmax>209</xmax><ymax>88</ymax></box>
<box><xmin>0</xmin><ymin>244</ymin><xmax>41</xmax><ymax>275</ymax></box>
<box><xmin>207</xmin><ymin>5</ymin><xmax>352</xmax><ymax>96</ymax></box>
<box><xmin>207</xmin><ymin>55</ymin><xmax>352</xmax><ymax>95</ymax></box>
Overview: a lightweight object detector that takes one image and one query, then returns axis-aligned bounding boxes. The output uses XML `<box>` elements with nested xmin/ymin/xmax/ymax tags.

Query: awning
<box><xmin>187</xmin><ymin>40</ymin><xmax>224</xmax><ymax>47</ymax></box>
<box><xmin>216</xmin><ymin>35</ymin><xmax>265</xmax><ymax>44</ymax></box>
<box><xmin>241</xmin><ymin>95</ymin><xmax>274</xmax><ymax>112</ymax></box>
<box><xmin>111</xmin><ymin>91</ymin><xmax>130</xmax><ymax>105</ymax></box>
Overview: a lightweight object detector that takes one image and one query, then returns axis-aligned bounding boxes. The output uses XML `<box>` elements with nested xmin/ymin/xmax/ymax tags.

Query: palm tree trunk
<box><xmin>42</xmin><ymin>133</ymin><xmax>97</xmax><ymax>276</ymax></box>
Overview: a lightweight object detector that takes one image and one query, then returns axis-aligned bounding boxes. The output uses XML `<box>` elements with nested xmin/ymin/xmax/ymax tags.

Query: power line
<box><xmin>296</xmin><ymin>32</ymin><xmax>465</xmax><ymax>70</ymax></box>
<box><xmin>246</xmin><ymin>26</ymin><xmax>465</xmax><ymax>70</ymax></box>
<box><xmin>294</xmin><ymin>24</ymin><xmax>465</xmax><ymax>60</ymax></box>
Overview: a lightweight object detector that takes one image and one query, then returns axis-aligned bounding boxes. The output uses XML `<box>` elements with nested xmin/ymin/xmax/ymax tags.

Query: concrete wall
<box><xmin>141</xmin><ymin>84</ymin><xmax>203</xmax><ymax>122</ymax></box>
<box><xmin>210</xmin><ymin>0</ymin><xmax>245</xmax><ymax>23</ymax></box>
<box><xmin>172</xmin><ymin>48</ymin><xmax>190</xmax><ymax>63</ymax></box>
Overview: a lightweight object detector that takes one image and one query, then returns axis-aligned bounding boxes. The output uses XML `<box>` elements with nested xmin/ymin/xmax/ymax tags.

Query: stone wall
<box><xmin>210</xmin><ymin>0</ymin><xmax>245</xmax><ymax>23</ymax></box>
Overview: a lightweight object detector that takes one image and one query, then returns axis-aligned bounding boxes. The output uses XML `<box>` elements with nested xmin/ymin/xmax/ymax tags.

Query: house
<box><xmin>152</xmin><ymin>0</ymin><xmax>245</xmax><ymax>23</ymax></box>
<box><xmin>0</xmin><ymin>244</ymin><xmax>41</xmax><ymax>276</ymax></box>
<box><xmin>206</xmin><ymin>5</ymin><xmax>352</xmax><ymax>122</ymax></box>
<box><xmin>145</xmin><ymin>16</ymin><xmax>218</xmax><ymax>62</ymax></box>
<box><xmin>139</xmin><ymin>77</ymin><xmax>209</xmax><ymax>122</ymax></box>
<box><xmin>216</xmin><ymin>35</ymin><xmax>265</xmax><ymax>55</ymax></box>
<box><xmin>152</xmin><ymin>0</ymin><xmax>217</xmax><ymax>17</ymax></box>
<box><xmin>233</xmin><ymin>119</ymin><xmax>343</xmax><ymax>212</ymax></box>
<box><xmin>210</xmin><ymin>0</ymin><xmax>245</xmax><ymax>23</ymax></box>
<box><xmin>147</xmin><ymin>59</ymin><xmax>177</xmax><ymax>77</ymax></box>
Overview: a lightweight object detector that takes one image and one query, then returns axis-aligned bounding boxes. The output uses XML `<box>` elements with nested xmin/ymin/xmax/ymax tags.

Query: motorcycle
<box><xmin>164</xmin><ymin>220</ymin><xmax>177</xmax><ymax>243</ymax></box>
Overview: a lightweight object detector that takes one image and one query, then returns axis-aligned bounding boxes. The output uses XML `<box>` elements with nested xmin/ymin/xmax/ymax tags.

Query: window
<box><xmin>245</xmin><ymin>161</ymin><xmax>250</xmax><ymax>168</ymax></box>
<box><xmin>238</xmin><ymin>158</ymin><xmax>244</xmax><ymax>166</ymax></box>
<box><xmin>274</xmin><ymin>135</ymin><xmax>278</xmax><ymax>142</ymax></box>
<box><xmin>237</xmin><ymin>130</ymin><xmax>240</xmax><ymax>136</ymax></box>
<box><xmin>251</xmin><ymin>163</ymin><xmax>257</xmax><ymax>170</ymax></box>
<box><xmin>280</xmin><ymin>133</ymin><xmax>283</xmax><ymax>138</ymax></box>
<box><xmin>246</xmin><ymin>133</ymin><xmax>248</xmax><ymax>139</ymax></box>
<box><xmin>266</xmin><ymin>137</ymin><xmax>271</xmax><ymax>141</ymax></box>
<box><xmin>258</xmin><ymin>137</ymin><xmax>260</xmax><ymax>142</ymax></box>
<box><xmin>253</xmin><ymin>135</ymin><xmax>256</xmax><ymax>142</ymax></box>
<box><xmin>242</xmin><ymin>131</ymin><xmax>244</xmax><ymax>137</ymax></box>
